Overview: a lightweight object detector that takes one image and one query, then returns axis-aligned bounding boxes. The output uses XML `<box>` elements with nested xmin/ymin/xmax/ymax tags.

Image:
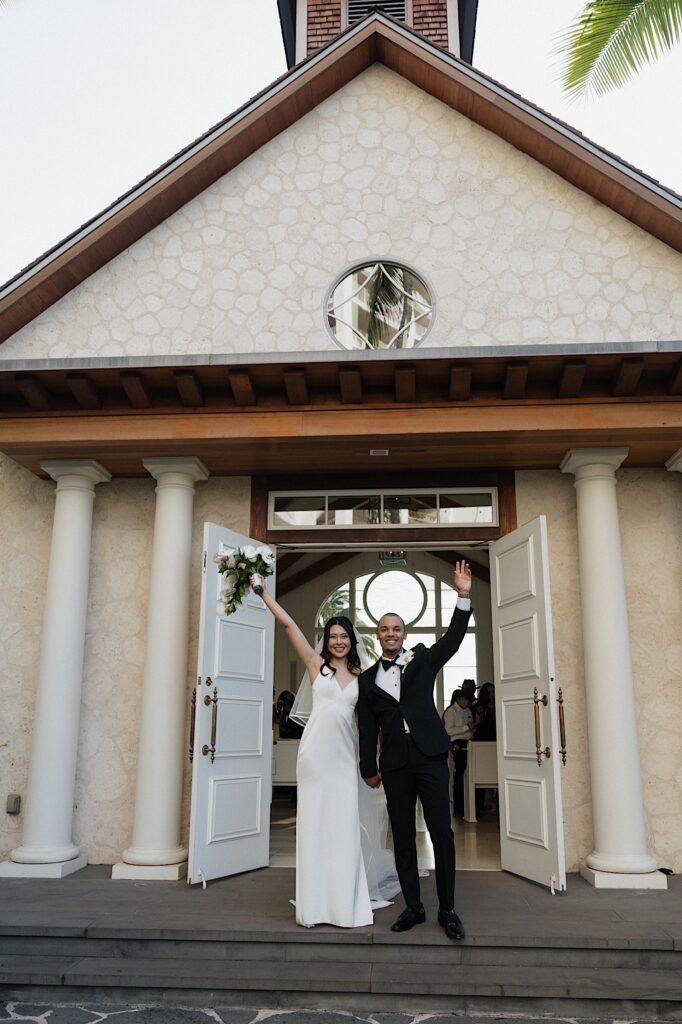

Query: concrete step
<box><xmin>0</xmin><ymin>932</ymin><xmax>679</xmax><ymax>969</ymax></box>
<box><xmin>2</xmin><ymin>952</ymin><xmax>682</xmax><ymax>1000</ymax></box>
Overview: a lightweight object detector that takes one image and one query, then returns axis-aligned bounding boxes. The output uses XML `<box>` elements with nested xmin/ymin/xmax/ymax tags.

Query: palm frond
<box><xmin>366</xmin><ymin>265</ymin><xmax>405</xmax><ymax>347</ymax></box>
<box><xmin>555</xmin><ymin>0</ymin><xmax>682</xmax><ymax>100</ymax></box>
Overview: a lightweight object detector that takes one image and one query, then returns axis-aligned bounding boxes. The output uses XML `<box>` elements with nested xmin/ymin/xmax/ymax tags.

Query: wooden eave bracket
<box><xmin>229</xmin><ymin>369</ymin><xmax>256</xmax><ymax>406</ymax></box>
<box><xmin>339</xmin><ymin>367</ymin><xmax>362</xmax><ymax>404</ymax></box>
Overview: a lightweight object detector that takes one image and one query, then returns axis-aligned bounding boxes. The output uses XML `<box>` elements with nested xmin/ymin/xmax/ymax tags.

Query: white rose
<box><xmin>242</xmin><ymin>545</ymin><xmax>258</xmax><ymax>561</ymax></box>
<box><xmin>258</xmin><ymin>545</ymin><xmax>275</xmax><ymax>565</ymax></box>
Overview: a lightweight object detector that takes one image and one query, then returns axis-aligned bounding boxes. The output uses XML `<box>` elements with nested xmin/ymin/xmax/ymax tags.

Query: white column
<box><xmin>0</xmin><ymin>460</ymin><xmax>110</xmax><ymax>878</ymax></box>
<box><xmin>113</xmin><ymin>457</ymin><xmax>208</xmax><ymax>880</ymax></box>
<box><xmin>561</xmin><ymin>448</ymin><xmax>665</xmax><ymax>889</ymax></box>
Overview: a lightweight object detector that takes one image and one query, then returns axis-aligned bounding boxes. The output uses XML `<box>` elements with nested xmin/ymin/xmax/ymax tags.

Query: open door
<box><xmin>188</xmin><ymin>523</ymin><xmax>275</xmax><ymax>884</ymax></box>
<box><xmin>490</xmin><ymin>516</ymin><xmax>566</xmax><ymax>892</ymax></box>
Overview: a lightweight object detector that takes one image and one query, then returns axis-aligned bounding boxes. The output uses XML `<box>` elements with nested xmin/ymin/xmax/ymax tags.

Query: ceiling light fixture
<box><xmin>369</xmin><ymin>448</ymin><xmax>389</xmax><ymax>456</ymax></box>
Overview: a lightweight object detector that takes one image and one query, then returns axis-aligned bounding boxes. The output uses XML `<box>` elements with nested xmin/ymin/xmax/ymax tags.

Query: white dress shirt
<box><xmin>375</xmin><ymin>596</ymin><xmax>472</xmax><ymax>729</ymax></box>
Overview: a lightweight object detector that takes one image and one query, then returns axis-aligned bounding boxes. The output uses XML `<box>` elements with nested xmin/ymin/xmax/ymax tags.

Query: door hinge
<box><xmin>203</xmin><ymin>550</ymin><xmax>207</xmax><ymax>572</ymax></box>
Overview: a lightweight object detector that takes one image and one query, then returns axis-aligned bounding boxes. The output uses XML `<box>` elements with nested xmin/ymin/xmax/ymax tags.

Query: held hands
<box><xmin>363</xmin><ymin>774</ymin><xmax>382</xmax><ymax>789</ymax></box>
<box><xmin>453</xmin><ymin>560</ymin><xmax>472</xmax><ymax>595</ymax></box>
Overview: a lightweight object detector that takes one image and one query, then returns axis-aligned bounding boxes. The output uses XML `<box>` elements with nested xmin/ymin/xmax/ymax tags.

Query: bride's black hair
<box><xmin>320</xmin><ymin>615</ymin><xmax>361</xmax><ymax>676</ymax></box>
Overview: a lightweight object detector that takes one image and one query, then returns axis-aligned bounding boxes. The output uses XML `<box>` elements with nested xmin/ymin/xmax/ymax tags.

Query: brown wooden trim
<box><xmin>503</xmin><ymin>362</ymin><xmax>528</xmax><ymax>400</ymax></box>
<box><xmin>283</xmin><ymin>368</ymin><xmax>309</xmax><ymax>405</ymax></box>
<box><xmin>120</xmin><ymin>371</ymin><xmax>153</xmax><ymax>409</ymax></box>
<box><xmin>16</xmin><ymin>375</ymin><xmax>51</xmax><ymax>412</ymax></box>
<box><xmin>395</xmin><ymin>365</ymin><xmax>416</xmax><ymax>403</ymax></box>
<box><xmin>174</xmin><ymin>370</ymin><xmax>204</xmax><ymax>407</ymax></box>
<box><xmin>612</xmin><ymin>358</ymin><xmax>644</xmax><ymax>397</ymax></box>
<box><xmin>449</xmin><ymin>364</ymin><xmax>471</xmax><ymax>402</ymax></box>
<box><xmin>229</xmin><ymin>370</ymin><xmax>256</xmax><ymax>406</ymax></box>
<box><xmin>339</xmin><ymin>367</ymin><xmax>362</xmax><ymax>404</ymax></box>
<box><xmin>66</xmin><ymin>373</ymin><xmax>101</xmax><ymax>410</ymax></box>
<box><xmin>277</xmin><ymin>552</ymin><xmax>358</xmax><ymax>597</ymax></box>
<box><xmin>558</xmin><ymin>359</ymin><xmax>586</xmax><ymax>399</ymax></box>
<box><xmin>431</xmin><ymin>550</ymin><xmax>491</xmax><ymax>584</ymax></box>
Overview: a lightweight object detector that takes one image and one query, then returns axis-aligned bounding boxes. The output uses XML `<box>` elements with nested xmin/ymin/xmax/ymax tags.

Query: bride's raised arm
<box><xmin>252</xmin><ymin>578</ymin><xmax>322</xmax><ymax>680</ymax></box>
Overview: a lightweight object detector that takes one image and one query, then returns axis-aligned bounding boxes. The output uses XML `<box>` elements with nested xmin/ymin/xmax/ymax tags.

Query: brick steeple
<box><xmin>277</xmin><ymin>0</ymin><xmax>478</xmax><ymax>67</ymax></box>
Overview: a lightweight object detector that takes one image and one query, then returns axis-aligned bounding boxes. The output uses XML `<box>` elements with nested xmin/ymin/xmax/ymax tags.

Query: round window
<box><xmin>364</xmin><ymin>570</ymin><xmax>427</xmax><ymax>627</ymax></box>
<box><xmin>326</xmin><ymin>260</ymin><xmax>434</xmax><ymax>350</ymax></box>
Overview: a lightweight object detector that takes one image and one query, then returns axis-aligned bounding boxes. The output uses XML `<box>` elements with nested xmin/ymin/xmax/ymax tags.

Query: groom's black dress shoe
<box><xmin>438</xmin><ymin>908</ymin><xmax>465</xmax><ymax>941</ymax></box>
<box><xmin>390</xmin><ymin>904</ymin><xmax>426</xmax><ymax>932</ymax></box>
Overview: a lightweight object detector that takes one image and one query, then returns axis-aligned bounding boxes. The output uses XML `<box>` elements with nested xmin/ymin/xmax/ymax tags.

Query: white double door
<box><xmin>187</xmin><ymin>524</ymin><xmax>275</xmax><ymax>885</ymax></box>
<box><xmin>187</xmin><ymin>517</ymin><xmax>566</xmax><ymax>891</ymax></box>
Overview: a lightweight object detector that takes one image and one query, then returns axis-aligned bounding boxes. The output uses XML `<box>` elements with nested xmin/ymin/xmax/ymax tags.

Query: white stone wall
<box><xmin>0</xmin><ymin>455</ymin><xmax>54</xmax><ymax>861</ymax></box>
<box><xmin>2</xmin><ymin>65</ymin><xmax>681</xmax><ymax>361</ymax></box>
<box><xmin>0</xmin><ymin>468</ymin><xmax>251</xmax><ymax>865</ymax></box>
<box><xmin>516</xmin><ymin>468</ymin><xmax>682</xmax><ymax>874</ymax></box>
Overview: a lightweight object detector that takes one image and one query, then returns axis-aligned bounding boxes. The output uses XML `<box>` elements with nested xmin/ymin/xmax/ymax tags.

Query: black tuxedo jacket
<box><xmin>357</xmin><ymin>606</ymin><xmax>473</xmax><ymax>777</ymax></box>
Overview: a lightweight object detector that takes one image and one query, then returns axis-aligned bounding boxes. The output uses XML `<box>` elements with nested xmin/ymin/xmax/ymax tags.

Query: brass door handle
<box><xmin>533</xmin><ymin>687</ymin><xmax>550</xmax><ymax>766</ymax></box>
<box><xmin>202</xmin><ymin>687</ymin><xmax>218</xmax><ymax>763</ymax></box>
<box><xmin>557</xmin><ymin>687</ymin><xmax>567</xmax><ymax>765</ymax></box>
<box><xmin>189</xmin><ymin>686</ymin><xmax>197</xmax><ymax>762</ymax></box>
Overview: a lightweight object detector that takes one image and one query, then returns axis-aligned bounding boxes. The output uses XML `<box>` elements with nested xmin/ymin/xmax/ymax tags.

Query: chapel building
<box><xmin>0</xmin><ymin>0</ymin><xmax>680</xmax><ymax>901</ymax></box>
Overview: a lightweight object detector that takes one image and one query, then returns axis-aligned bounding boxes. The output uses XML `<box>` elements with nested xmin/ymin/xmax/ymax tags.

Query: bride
<box><xmin>255</xmin><ymin>580</ymin><xmax>388</xmax><ymax>928</ymax></box>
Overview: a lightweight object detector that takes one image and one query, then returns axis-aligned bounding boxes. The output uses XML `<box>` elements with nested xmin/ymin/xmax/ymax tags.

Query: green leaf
<box><xmin>555</xmin><ymin>0</ymin><xmax>682</xmax><ymax>100</ymax></box>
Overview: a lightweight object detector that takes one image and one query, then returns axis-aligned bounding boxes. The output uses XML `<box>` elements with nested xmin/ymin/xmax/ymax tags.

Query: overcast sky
<box><xmin>0</xmin><ymin>0</ymin><xmax>679</xmax><ymax>284</ymax></box>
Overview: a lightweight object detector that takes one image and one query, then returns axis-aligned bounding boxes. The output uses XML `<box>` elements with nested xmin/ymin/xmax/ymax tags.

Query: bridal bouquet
<box><xmin>213</xmin><ymin>544</ymin><xmax>275</xmax><ymax>616</ymax></box>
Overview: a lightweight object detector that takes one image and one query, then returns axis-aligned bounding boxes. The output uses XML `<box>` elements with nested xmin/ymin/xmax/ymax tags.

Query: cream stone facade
<box><xmin>2</xmin><ymin>466</ymin><xmax>680</xmax><ymax>873</ymax></box>
<box><xmin>2</xmin><ymin>66</ymin><xmax>681</xmax><ymax>363</ymax></box>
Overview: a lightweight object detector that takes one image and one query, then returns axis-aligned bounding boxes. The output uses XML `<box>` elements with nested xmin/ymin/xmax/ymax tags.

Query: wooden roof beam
<box><xmin>449</xmin><ymin>364</ymin><xmax>472</xmax><ymax>401</ymax></box>
<box><xmin>174</xmin><ymin>370</ymin><xmax>204</xmax><ymax>407</ymax></box>
<box><xmin>283</xmin><ymin>368</ymin><xmax>309</xmax><ymax>405</ymax></box>
<box><xmin>669</xmin><ymin>359</ymin><xmax>682</xmax><ymax>395</ymax></box>
<box><xmin>339</xmin><ymin>367</ymin><xmax>362</xmax><ymax>404</ymax></box>
<box><xmin>16</xmin><ymin>374</ymin><xmax>51</xmax><ymax>411</ymax></box>
<box><xmin>613</xmin><ymin>357</ymin><xmax>644</xmax><ymax>397</ymax></box>
<box><xmin>120</xmin><ymin>371</ymin><xmax>153</xmax><ymax>409</ymax></box>
<box><xmin>229</xmin><ymin>369</ymin><xmax>256</xmax><ymax>406</ymax></box>
<box><xmin>66</xmin><ymin>372</ymin><xmax>102</xmax><ymax>410</ymax></box>
<box><xmin>503</xmin><ymin>362</ymin><xmax>528</xmax><ymax>400</ymax></box>
<box><xmin>277</xmin><ymin>552</ymin><xmax>357</xmax><ymax>598</ymax></box>
<box><xmin>558</xmin><ymin>359</ymin><xmax>586</xmax><ymax>399</ymax></box>
<box><xmin>431</xmin><ymin>550</ymin><xmax>491</xmax><ymax>585</ymax></box>
<box><xmin>395</xmin><ymin>365</ymin><xmax>416</xmax><ymax>403</ymax></box>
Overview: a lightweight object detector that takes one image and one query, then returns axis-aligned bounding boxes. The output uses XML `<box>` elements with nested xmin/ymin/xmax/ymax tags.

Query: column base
<box><xmin>580</xmin><ymin>864</ymin><xmax>668</xmax><ymax>890</ymax></box>
<box><xmin>112</xmin><ymin>860</ymin><xmax>188</xmax><ymax>881</ymax></box>
<box><xmin>0</xmin><ymin>854</ymin><xmax>87</xmax><ymax>879</ymax></box>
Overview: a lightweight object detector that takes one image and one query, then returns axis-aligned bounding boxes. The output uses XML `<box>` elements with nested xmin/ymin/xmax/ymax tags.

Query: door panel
<box><xmin>491</xmin><ymin>516</ymin><xmax>566</xmax><ymax>891</ymax></box>
<box><xmin>188</xmin><ymin>523</ymin><xmax>275</xmax><ymax>884</ymax></box>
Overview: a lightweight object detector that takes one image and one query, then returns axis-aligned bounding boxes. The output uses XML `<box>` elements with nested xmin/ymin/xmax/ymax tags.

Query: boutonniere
<box><xmin>396</xmin><ymin>650</ymin><xmax>415</xmax><ymax>669</ymax></box>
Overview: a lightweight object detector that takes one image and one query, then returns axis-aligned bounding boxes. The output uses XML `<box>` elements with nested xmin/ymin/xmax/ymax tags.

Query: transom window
<box><xmin>316</xmin><ymin>569</ymin><xmax>477</xmax><ymax>711</ymax></box>
<box><xmin>326</xmin><ymin>260</ymin><xmax>434</xmax><ymax>350</ymax></box>
<box><xmin>269</xmin><ymin>488</ymin><xmax>498</xmax><ymax>530</ymax></box>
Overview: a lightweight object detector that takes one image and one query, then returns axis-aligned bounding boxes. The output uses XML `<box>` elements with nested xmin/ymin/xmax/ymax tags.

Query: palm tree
<box><xmin>556</xmin><ymin>0</ymin><xmax>682</xmax><ymax>100</ymax></box>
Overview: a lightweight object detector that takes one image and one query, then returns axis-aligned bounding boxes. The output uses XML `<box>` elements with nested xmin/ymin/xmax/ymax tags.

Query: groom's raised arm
<box><xmin>357</xmin><ymin>678</ymin><xmax>380</xmax><ymax>780</ymax></box>
<box><xmin>427</xmin><ymin>603</ymin><xmax>472</xmax><ymax>673</ymax></box>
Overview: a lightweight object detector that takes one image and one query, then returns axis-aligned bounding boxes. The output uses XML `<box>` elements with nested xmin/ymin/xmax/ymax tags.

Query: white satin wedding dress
<box><xmin>295</xmin><ymin>669</ymin><xmax>374</xmax><ymax>928</ymax></box>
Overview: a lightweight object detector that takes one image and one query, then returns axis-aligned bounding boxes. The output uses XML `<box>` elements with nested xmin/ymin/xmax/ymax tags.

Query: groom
<box><xmin>357</xmin><ymin>561</ymin><xmax>472</xmax><ymax>941</ymax></box>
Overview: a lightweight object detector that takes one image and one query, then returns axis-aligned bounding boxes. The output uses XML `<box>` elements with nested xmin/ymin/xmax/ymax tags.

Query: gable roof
<box><xmin>1</xmin><ymin>12</ymin><xmax>680</xmax><ymax>347</ymax></box>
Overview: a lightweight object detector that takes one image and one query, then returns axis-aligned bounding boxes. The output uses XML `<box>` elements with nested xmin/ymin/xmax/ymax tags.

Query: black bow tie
<box><xmin>380</xmin><ymin>658</ymin><xmax>399</xmax><ymax>672</ymax></box>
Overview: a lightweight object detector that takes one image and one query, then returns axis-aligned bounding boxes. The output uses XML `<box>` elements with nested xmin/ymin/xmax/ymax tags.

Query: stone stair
<box><xmin>2</xmin><ymin>925</ymin><xmax>682</xmax><ymax>1016</ymax></box>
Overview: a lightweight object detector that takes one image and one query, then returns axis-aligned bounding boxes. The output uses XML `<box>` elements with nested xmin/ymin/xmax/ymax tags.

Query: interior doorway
<box><xmin>269</xmin><ymin>544</ymin><xmax>501</xmax><ymax>871</ymax></box>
